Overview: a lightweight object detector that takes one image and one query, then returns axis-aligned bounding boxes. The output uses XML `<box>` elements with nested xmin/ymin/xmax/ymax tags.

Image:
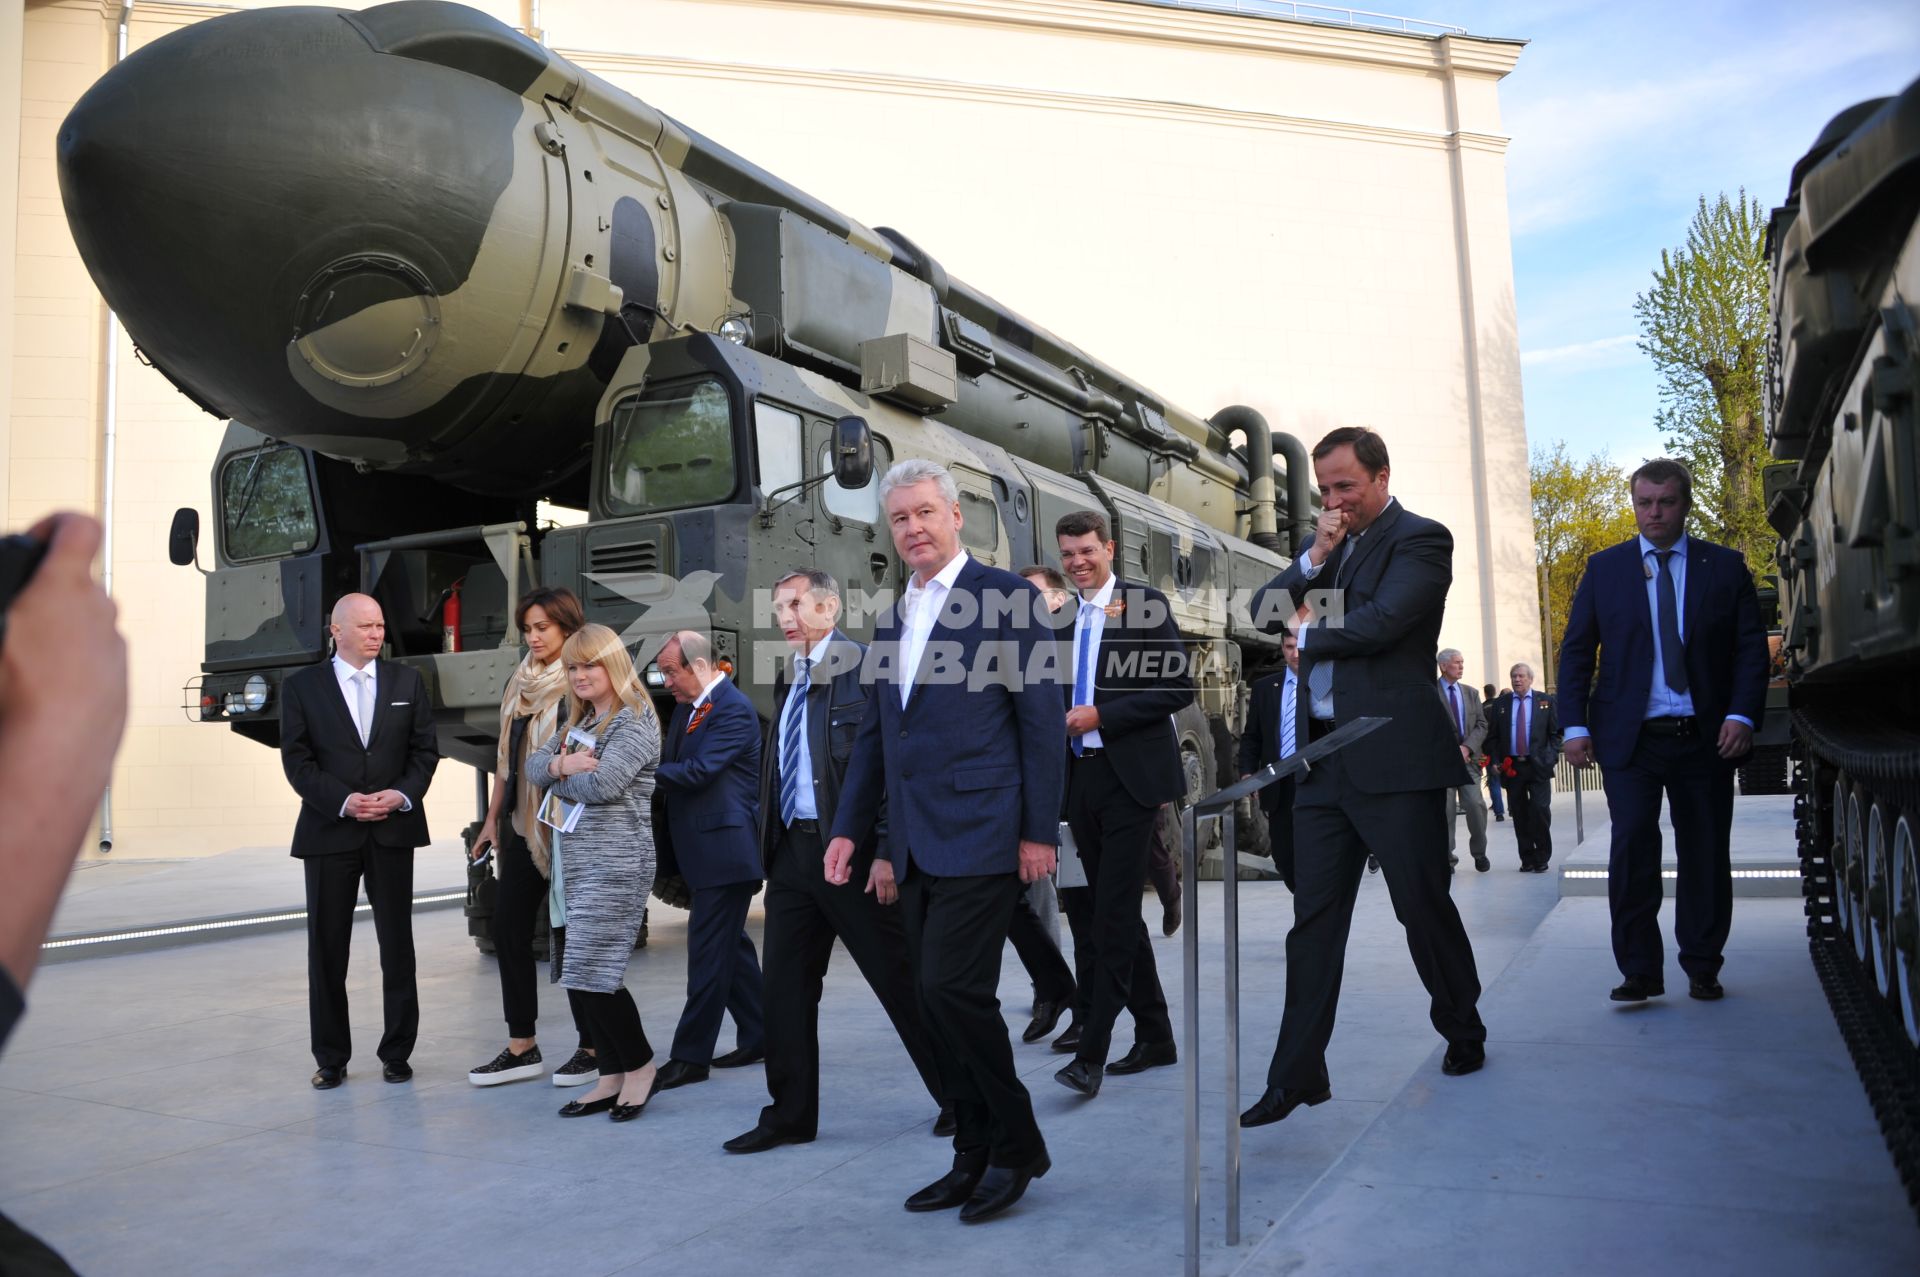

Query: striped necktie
<box><xmin>778</xmin><ymin>657</ymin><xmax>811</xmax><ymax>827</ymax></box>
<box><xmin>1280</xmin><ymin>674</ymin><xmax>1297</xmax><ymax>759</ymax></box>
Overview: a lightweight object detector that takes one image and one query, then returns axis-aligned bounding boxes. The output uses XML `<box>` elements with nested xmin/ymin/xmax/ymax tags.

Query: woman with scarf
<box><xmin>467</xmin><ymin>587</ymin><xmax>601</xmax><ymax>1088</ymax></box>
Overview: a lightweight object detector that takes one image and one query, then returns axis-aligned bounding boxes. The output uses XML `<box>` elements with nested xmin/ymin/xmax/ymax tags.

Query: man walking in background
<box><xmin>1485</xmin><ymin>663</ymin><xmax>1561</xmax><ymax>872</ymax></box>
<box><xmin>1437</xmin><ymin>649</ymin><xmax>1490</xmax><ymax>872</ymax></box>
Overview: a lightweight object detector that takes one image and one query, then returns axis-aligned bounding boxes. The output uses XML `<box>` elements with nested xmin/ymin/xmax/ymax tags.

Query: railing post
<box><xmin>1182</xmin><ymin>803</ymin><xmax>1201</xmax><ymax>1277</ymax></box>
<box><xmin>1222</xmin><ymin>804</ymin><xmax>1241</xmax><ymax>1245</ymax></box>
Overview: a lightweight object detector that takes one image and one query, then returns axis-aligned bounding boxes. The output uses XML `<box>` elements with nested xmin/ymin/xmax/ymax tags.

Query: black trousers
<box><xmin>1265</xmin><ymin>780</ymin><xmax>1298</xmax><ymax>891</ymax></box>
<box><xmin>759</xmin><ymin>824</ymin><xmax>943</xmax><ymax>1137</ymax></box>
<box><xmin>303</xmin><ymin>839</ymin><xmax>417</xmax><ymax>1070</ymax></box>
<box><xmin>669</xmin><ymin>881</ymin><xmax>765</xmax><ymax>1064</ymax></box>
<box><xmin>1066</xmin><ymin>751</ymin><xmax>1173</xmax><ymax>1066</ymax></box>
<box><xmin>1503</xmin><ymin>768</ymin><xmax>1555</xmax><ymax>867</ymax></box>
<box><xmin>1266</xmin><ymin>747</ymin><xmax>1485</xmax><ymax>1093</ymax></box>
<box><xmin>1060</xmin><ymin>885</ymin><xmax>1094</xmax><ymax>1023</ymax></box>
<box><xmin>1007</xmin><ymin>887</ymin><xmax>1076</xmax><ymax>1005</ymax></box>
<box><xmin>900</xmin><ymin>867</ymin><xmax>1045</xmax><ymax>1171</ymax></box>
<box><xmin>1146</xmin><ymin>809</ymin><xmax>1181</xmax><ymax>911</ymax></box>
<box><xmin>1602</xmin><ymin>727</ymin><xmax>1736</xmax><ymax>980</ymax></box>
<box><xmin>564</xmin><ymin>979</ymin><xmax>654</xmax><ymax>1076</ymax></box>
<box><xmin>492</xmin><ymin>829</ymin><xmax>590</xmax><ymax>1046</ymax></box>
<box><xmin>0</xmin><ymin>1211</ymin><xmax>79</xmax><ymax>1277</ymax></box>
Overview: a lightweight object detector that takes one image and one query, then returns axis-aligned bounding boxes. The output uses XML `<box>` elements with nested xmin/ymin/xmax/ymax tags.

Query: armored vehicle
<box><xmin>56</xmin><ymin>1</ymin><xmax>1313</xmax><ymax>870</ymax></box>
<box><xmin>1764</xmin><ymin>74</ymin><xmax>1920</xmax><ymax>1197</ymax></box>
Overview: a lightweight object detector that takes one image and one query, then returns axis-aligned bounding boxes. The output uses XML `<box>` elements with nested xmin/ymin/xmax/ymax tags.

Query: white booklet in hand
<box><xmin>537</xmin><ymin>726</ymin><xmax>598</xmax><ymax>834</ymax></box>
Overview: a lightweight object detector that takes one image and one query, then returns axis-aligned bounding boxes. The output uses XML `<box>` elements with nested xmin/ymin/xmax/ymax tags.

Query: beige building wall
<box><xmin>7</xmin><ymin>0</ymin><xmax>1539</xmax><ymax>859</ymax></box>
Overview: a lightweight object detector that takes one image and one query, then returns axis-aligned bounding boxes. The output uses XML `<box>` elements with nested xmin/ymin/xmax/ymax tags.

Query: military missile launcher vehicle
<box><xmin>1764</xmin><ymin>73</ymin><xmax>1920</xmax><ymax>1201</ymax></box>
<box><xmin>56</xmin><ymin>1</ymin><xmax>1314</xmax><ymax>864</ymax></box>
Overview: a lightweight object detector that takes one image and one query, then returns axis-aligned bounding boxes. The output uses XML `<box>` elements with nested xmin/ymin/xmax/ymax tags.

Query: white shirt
<box><xmin>1070</xmin><ymin>573</ymin><xmax>1117</xmax><ymax>750</ymax></box>
<box><xmin>692</xmin><ymin>671</ymin><xmax>727</xmax><ymax>710</ymax></box>
<box><xmin>329</xmin><ymin>653</ymin><xmax>412</xmax><ymax>815</ymax></box>
<box><xmin>899</xmin><ymin>549</ymin><xmax>968</xmax><ymax>706</ymax></box>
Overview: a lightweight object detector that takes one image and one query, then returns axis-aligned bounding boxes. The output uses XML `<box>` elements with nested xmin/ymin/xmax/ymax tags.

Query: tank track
<box><xmin>1793</xmin><ymin>706</ymin><xmax>1920</xmax><ymax>1219</ymax></box>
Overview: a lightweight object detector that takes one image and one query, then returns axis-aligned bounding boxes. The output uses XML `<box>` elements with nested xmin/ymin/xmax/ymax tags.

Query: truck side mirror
<box><xmin>168</xmin><ymin>507</ymin><xmax>201</xmax><ymax>567</ymax></box>
<box><xmin>832</xmin><ymin>416</ymin><xmax>873</xmax><ymax>491</ymax></box>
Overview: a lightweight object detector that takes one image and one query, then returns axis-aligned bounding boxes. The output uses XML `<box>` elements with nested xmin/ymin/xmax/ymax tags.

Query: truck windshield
<box><xmin>603</xmin><ymin>377</ymin><xmax>738</xmax><ymax>516</ymax></box>
<box><xmin>219</xmin><ymin>445</ymin><xmax>318</xmax><ymax>561</ymax></box>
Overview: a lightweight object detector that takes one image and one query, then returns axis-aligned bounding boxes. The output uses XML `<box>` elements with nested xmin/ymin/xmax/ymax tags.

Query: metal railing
<box><xmin>1178</xmin><ymin>716</ymin><xmax>1389</xmax><ymax>1275</ymax></box>
<box><xmin>1120</xmin><ymin>0</ymin><xmax>1467</xmax><ymax>37</ymax></box>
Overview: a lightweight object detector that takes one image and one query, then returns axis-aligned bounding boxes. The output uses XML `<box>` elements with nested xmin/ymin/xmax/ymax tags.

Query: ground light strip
<box><xmin>1560</xmin><ymin>869</ymin><xmax>1801</xmax><ymax>880</ymax></box>
<box><xmin>40</xmin><ymin>892</ymin><xmax>469</xmax><ymax>951</ymax></box>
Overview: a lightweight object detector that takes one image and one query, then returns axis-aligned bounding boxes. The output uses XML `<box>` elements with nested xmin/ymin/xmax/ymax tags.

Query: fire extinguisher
<box><xmin>442</xmin><ymin>578</ymin><xmax>464</xmax><ymax>653</ymax></box>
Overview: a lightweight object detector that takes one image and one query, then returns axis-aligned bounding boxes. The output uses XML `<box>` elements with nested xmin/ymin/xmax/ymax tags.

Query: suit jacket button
<box><xmin>899</xmin><ymin>729</ymin><xmax>907</xmax><ymax>738</ymax></box>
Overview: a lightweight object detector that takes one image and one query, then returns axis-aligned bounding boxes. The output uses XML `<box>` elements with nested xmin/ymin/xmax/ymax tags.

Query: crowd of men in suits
<box><xmin>273</xmin><ymin>434</ymin><xmax>1768</xmax><ymax>1223</ymax></box>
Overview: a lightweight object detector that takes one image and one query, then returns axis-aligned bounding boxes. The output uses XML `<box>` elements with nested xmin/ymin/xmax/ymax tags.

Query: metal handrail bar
<box><xmin>1120</xmin><ymin>0</ymin><xmax>1467</xmax><ymax>38</ymax></box>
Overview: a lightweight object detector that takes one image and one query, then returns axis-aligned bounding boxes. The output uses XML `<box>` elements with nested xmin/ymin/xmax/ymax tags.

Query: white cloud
<box><xmin>1520</xmin><ymin>334</ymin><xmax>1639</xmax><ymax>368</ymax></box>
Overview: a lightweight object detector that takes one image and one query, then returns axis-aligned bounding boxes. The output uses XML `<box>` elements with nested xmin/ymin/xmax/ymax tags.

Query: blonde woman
<box><xmin>527</xmin><ymin>624</ymin><xmax>661</xmax><ymax>1121</ymax></box>
<box><xmin>467</xmin><ymin>588</ymin><xmax>599</xmax><ymax>1088</ymax></box>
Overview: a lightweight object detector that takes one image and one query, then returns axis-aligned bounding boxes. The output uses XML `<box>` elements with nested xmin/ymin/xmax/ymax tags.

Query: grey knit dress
<box><xmin>526</xmin><ymin>704</ymin><xmax>659</xmax><ymax>994</ymax></box>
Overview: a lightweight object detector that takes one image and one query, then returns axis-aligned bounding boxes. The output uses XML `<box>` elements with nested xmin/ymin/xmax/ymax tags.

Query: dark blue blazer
<box><xmin>654</xmin><ymin>675</ymin><xmax>764</xmax><ymax>889</ymax></box>
<box><xmin>1555</xmin><ymin>536</ymin><xmax>1769</xmax><ymax>771</ymax></box>
<box><xmin>831</xmin><ymin>556</ymin><xmax>1066</xmax><ymax>879</ymax></box>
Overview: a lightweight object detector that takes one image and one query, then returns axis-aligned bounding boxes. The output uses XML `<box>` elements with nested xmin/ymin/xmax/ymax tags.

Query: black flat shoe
<box><xmin>712</xmin><ymin>1045</ymin><xmax>765</xmax><ymax>1069</ymax></box>
<box><xmin>558</xmin><ymin>1095</ymin><xmax>617</xmax><ymax>1118</ymax></box>
<box><xmin>1441</xmin><ymin>1042</ymin><xmax>1485</xmax><ymax>1076</ymax></box>
<box><xmin>1106</xmin><ymin>1040</ymin><xmax>1176</xmax><ymax>1075</ymax></box>
<box><xmin>1610</xmin><ymin>974</ymin><xmax>1665</xmax><ymax>1002</ymax></box>
<box><xmin>1054</xmin><ymin>1058</ymin><xmax>1102</xmax><ymax>1097</ymax></box>
<box><xmin>1050</xmin><ymin>1022</ymin><xmax>1081</xmax><ymax>1054</ymax></box>
<box><xmin>608</xmin><ymin>1100</ymin><xmax>648</xmax><ymax>1123</ymax></box>
<box><xmin>724</xmin><ymin>1125</ymin><xmax>811</xmax><ymax>1153</ymax></box>
<box><xmin>311</xmin><ymin>1066</ymin><xmax>345</xmax><ymax>1090</ymax></box>
<box><xmin>652</xmin><ymin>1059</ymin><xmax>710</xmax><ymax>1092</ymax></box>
<box><xmin>1473</xmin><ymin>854</ymin><xmax>1490</xmax><ymax>872</ymax></box>
<box><xmin>382</xmin><ymin>1061</ymin><xmax>412</xmax><ymax>1084</ymax></box>
<box><xmin>1688</xmin><ymin>975</ymin><xmax>1725</xmax><ymax>1001</ymax></box>
<box><xmin>959</xmin><ymin>1153</ymin><xmax>1051</xmax><ymax>1223</ymax></box>
<box><xmin>905</xmin><ymin>1166</ymin><xmax>982</xmax><ymax>1213</ymax></box>
<box><xmin>932</xmin><ymin>1104</ymin><xmax>957</xmax><ymax>1137</ymax></box>
<box><xmin>1238</xmin><ymin>1085</ymin><xmax>1331</xmax><ymax>1128</ymax></box>
<box><xmin>1022</xmin><ymin>999</ymin><xmax>1066</xmax><ymax>1044</ymax></box>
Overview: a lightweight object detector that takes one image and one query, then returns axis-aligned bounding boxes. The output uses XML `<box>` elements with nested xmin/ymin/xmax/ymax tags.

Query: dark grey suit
<box><xmin>1249</xmin><ymin>501</ymin><xmax>1486</xmax><ymax>1093</ymax></box>
<box><xmin>1438</xmin><ymin>678</ymin><xmax>1489</xmax><ymax>863</ymax></box>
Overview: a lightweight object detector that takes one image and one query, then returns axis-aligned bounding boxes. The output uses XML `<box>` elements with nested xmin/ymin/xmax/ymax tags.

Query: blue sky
<box><xmin>1405</xmin><ymin>0</ymin><xmax>1920</xmax><ymax>468</ymax></box>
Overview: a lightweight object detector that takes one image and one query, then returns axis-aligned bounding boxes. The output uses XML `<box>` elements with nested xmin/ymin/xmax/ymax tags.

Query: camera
<box><xmin>0</xmin><ymin>532</ymin><xmax>49</xmax><ymax>623</ymax></box>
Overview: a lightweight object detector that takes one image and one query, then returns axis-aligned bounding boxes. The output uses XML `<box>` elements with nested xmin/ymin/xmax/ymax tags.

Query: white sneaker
<box><xmin>551</xmin><ymin>1047</ymin><xmax>598</xmax><ymax>1087</ymax></box>
<box><xmin>468</xmin><ymin>1045</ymin><xmax>544</xmax><ymax>1087</ymax></box>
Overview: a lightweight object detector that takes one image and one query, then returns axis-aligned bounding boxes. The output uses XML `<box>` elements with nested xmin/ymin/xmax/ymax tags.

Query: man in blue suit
<box><xmin>827</xmin><ymin>459</ymin><xmax>1065</xmax><ymax>1225</ymax></box>
<box><xmin>652</xmin><ymin>630</ymin><xmax>766</xmax><ymax>1090</ymax></box>
<box><xmin>1557</xmin><ymin>459</ymin><xmax>1769</xmax><ymax>1002</ymax></box>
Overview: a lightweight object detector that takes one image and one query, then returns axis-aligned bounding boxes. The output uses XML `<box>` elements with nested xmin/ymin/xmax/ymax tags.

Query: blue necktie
<box><xmin>1448</xmin><ymin>682</ymin><xmax>1463</xmax><ymax>741</ymax></box>
<box><xmin>778</xmin><ymin>657</ymin><xmax>811</xmax><ymax>826</ymax></box>
<box><xmin>1280</xmin><ymin>675</ymin><xmax>1297</xmax><ymax>759</ymax></box>
<box><xmin>1072</xmin><ymin>601</ymin><xmax>1097</xmax><ymax>757</ymax></box>
<box><xmin>1656</xmin><ymin>550</ymin><xmax>1688</xmax><ymax>694</ymax></box>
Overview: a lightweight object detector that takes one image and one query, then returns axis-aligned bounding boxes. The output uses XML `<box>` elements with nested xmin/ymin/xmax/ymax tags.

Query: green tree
<box><xmin>1533</xmin><ymin>442</ymin><xmax>1638</xmax><ymax>683</ymax></box>
<box><xmin>1632</xmin><ymin>190</ymin><xmax>1774</xmax><ymax>572</ymax></box>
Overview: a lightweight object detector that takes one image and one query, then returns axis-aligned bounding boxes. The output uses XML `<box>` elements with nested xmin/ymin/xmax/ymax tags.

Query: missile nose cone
<box><xmin>56</xmin><ymin>4</ymin><xmax>579</xmax><ymax>486</ymax></box>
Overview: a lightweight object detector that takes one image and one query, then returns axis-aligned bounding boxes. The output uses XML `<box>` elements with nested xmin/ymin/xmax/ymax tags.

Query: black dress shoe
<box><xmin>1441</xmin><ymin>1042</ymin><xmax>1485</xmax><ymax>1076</ymax></box>
<box><xmin>311</xmin><ymin>1066</ymin><xmax>346</xmax><ymax>1090</ymax></box>
<box><xmin>1050</xmin><ymin>1021</ymin><xmax>1082</xmax><ymax>1054</ymax></box>
<box><xmin>712</xmin><ymin>1045</ymin><xmax>765</xmax><ymax>1069</ymax></box>
<box><xmin>558</xmin><ymin>1095</ymin><xmax>617</xmax><ymax>1118</ymax></box>
<box><xmin>1054</xmin><ymin>1058</ymin><xmax>1102</xmax><ymax>1097</ymax></box>
<box><xmin>1473</xmin><ymin>854</ymin><xmax>1490</xmax><ymax>872</ymax></box>
<box><xmin>932</xmin><ymin>1104</ymin><xmax>957</xmax><ymax>1137</ymax></box>
<box><xmin>1106</xmin><ymin>1040</ymin><xmax>1177</xmax><ymax>1074</ymax></box>
<box><xmin>724</xmin><ymin>1124</ymin><xmax>810</xmax><ymax>1153</ymax></box>
<box><xmin>652</xmin><ymin>1059</ymin><xmax>710</xmax><ymax>1092</ymax></box>
<box><xmin>905</xmin><ymin>1166</ymin><xmax>983</xmax><ymax>1212</ymax></box>
<box><xmin>1022</xmin><ymin>999</ymin><xmax>1066</xmax><ymax>1044</ymax></box>
<box><xmin>1610</xmin><ymin>974</ymin><xmax>1666</xmax><ymax>1002</ymax></box>
<box><xmin>959</xmin><ymin>1153</ymin><xmax>1051</xmax><ymax>1224</ymax></box>
<box><xmin>382</xmin><ymin>1061</ymin><xmax>412</xmax><ymax>1084</ymax></box>
<box><xmin>608</xmin><ymin>1099</ymin><xmax>648</xmax><ymax>1123</ymax></box>
<box><xmin>1688</xmin><ymin>975</ymin><xmax>1725</xmax><ymax>1001</ymax></box>
<box><xmin>1238</xmin><ymin>1085</ymin><xmax>1331</xmax><ymax>1128</ymax></box>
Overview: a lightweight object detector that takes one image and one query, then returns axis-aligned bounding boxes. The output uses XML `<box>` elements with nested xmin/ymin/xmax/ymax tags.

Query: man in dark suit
<box><xmin>723</xmin><ymin>570</ymin><xmax>946</xmax><ymax>1153</ymax></box>
<box><xmin>1557</xmin><ymin>458</ymin><xmax>1768</xmax><ymax>1002</ymax></box>
<box><xmin>1051</xmin><ymin>510</ymin><xmax>1193</xmax><ymax>1100</ymax></box>
<box><xmin>1238</xmin><ymin>628</ymin><xmax>1301</xmax><ymax>890</ymax></box>
<box><xmin>1484</xmin><ymin>663</ymin><xmax>1561</xmax><ymax>871</ymax></box>
<box><xmin>827</xmin><ymin>459</ymin><xmax>1064</xmax><ymax>1224</ymax></box>
<box><xmin>1239</xmin><ymin>428</ymin><xmax>1487</xmax><ymax>1130</ymax></box>
<box><xmin>278</xmin><ymin>593</ymin><xmax>438</xmax><ymax>1090</ymax></box>
<box><xmin>652</xmin><ymin>629</ymin><xmax>765</xmax><ymax>1091</ymax></box>
<box><xmin>1437</xmin><ymin>649</ymin><xmax>1490</xmax><ymax>872</ymax></box>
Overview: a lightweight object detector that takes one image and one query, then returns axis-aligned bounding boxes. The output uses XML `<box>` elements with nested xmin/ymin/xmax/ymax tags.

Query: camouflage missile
<box><xmin>58</xmin><ymin>0</ymin><xmax>1284</xmax><ymax>540</ymax></box>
